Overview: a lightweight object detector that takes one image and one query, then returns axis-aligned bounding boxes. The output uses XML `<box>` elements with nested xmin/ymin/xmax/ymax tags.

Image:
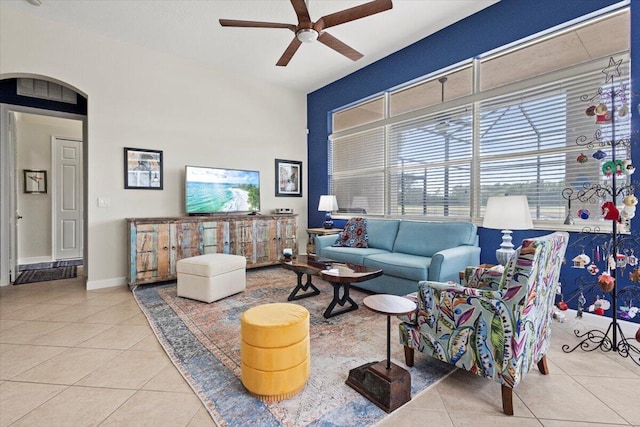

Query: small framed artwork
<box><xmin>275</xmin><ymin>159</ymin><xmax>302</xmax><ymax>197</ymax></box>
<box><xmin>124</xmin><ymin>147</ymin><xmax>163</xmax><ymax>190</ymax></box>
<box><xmin>23</xmin><ymin>169</ymin><xmax>47</xmax><ymax>194</ymax></box>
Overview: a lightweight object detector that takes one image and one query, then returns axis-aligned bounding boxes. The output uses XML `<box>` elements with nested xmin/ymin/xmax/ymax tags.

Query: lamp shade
<box><xmin>318</xmin><ymin>195</ymin><xmax>338</xmax><ymax>212</ymax></box>
<box><xmin>483</xmin><ymin>195</ymin><xmax>533</xmax><ymax>230</ymax></box>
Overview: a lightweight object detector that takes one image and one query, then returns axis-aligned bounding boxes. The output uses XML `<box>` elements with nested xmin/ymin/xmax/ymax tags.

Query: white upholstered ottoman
<box><xmin>176</xmin><ymin>254</ymin><xmax>247</xmax><ymax>303</ymax></box>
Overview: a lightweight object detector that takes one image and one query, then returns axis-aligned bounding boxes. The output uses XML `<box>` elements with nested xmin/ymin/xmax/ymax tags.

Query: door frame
<box><xmin>0</xmin><ymin>104</ymin><xmax>87</xmax><ymax>286</ymax></box>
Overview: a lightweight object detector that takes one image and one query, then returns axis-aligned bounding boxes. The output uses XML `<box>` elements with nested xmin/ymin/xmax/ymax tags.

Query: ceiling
<box><xmin>3</xmin><ymin>0</ymin><xmax>499</xmax><ymax>93</ymax></box>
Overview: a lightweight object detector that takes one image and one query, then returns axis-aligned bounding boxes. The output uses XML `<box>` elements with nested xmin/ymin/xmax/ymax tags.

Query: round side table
<box><xmin>345</xmin><ymin>294</ymin><xmax>417</xmax><ymax>413</ymax></box>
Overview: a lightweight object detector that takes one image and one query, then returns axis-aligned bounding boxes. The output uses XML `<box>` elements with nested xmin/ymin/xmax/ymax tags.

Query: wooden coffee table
<box><xmin>281</xmin><ymin>255</ymin><xmax>383</xmax><ymax>318</ymax></box>
<box><xmin>346</xmin><ymin>294</ymin><xmax>417</xmax><ymax>412</ymax></box>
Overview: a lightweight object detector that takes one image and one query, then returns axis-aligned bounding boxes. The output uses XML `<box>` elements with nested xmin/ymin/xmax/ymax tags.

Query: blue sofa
<box><xmin>314</xmin><ymin>219</ymin><xmax>480</xmax><ymax>296</ymax></box>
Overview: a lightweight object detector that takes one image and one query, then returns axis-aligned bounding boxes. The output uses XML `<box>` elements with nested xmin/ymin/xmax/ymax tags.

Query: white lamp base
<box><xmin>496</xmin><ymin>229</ymin><xmax>515</xmax><ymax>266</ymax></box>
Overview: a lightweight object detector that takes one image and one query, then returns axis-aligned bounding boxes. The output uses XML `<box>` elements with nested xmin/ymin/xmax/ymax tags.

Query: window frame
<box><xmin>328</xmin><ymin>9</ymin><xmax>630</xmax><ymax>232</ymax></box>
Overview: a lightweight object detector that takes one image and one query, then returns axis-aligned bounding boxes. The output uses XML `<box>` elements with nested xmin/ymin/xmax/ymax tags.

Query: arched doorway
<box><xmin>0</xmin><ymin>75</ymin><xmax>88</xmax><ymax>287</ymax></box>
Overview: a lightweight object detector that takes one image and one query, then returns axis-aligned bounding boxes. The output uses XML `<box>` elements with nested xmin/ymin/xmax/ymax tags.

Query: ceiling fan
<box><xmin>219</xmin><ymin>0</ymin><xmax>393</xmax><ymax>66</ymax></box>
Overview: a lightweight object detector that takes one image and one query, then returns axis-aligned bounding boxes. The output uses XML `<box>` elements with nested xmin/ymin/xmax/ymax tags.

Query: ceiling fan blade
<box><xmin>315</xmin><ymin>0</ymin><xmax>392</xmax><ymax>31</ymax></box>
<box><xmin>290</xmin><ymin>0</ymin><xmax>312</xmax><ymax>25</ymax></box>
<box><xmin>219</xmin><ymin>19</ymin><xmax>296</xmax><ymax>32</ymax></box>
<box><xmin>276</xmin><ymin>37</ymin><xmax>303</xmax><ymax>66</ymax></box>
<box><xmin>317</xmin><ymin>32</ymin><xmax>363</xmax><ymax>61</ymax></box>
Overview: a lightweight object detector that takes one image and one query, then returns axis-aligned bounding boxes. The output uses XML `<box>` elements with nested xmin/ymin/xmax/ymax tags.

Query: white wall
<box><xmin>0</xmin><ymin>6</ymin><xmax>308</xmax><ymax>288</ymax></box>
<box><xmin>16</xmin><ymin>113</ymin><xmax>82</xmax><ymax>263</ymax></box>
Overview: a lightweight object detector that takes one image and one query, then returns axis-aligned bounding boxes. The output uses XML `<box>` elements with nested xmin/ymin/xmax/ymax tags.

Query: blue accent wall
<box><xmin>308</xmin><ymin>0</ymin><xmax>639</xmax><ymax>323</ymax></box>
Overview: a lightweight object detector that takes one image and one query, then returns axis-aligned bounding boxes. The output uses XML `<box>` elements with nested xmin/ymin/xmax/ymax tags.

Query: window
<box><xmin>328</xmin><ymin>9</ymin><xmax>630</xmax><ymax>229</ymax></box>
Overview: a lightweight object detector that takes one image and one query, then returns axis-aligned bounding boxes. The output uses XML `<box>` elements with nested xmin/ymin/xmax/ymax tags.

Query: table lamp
<box><xmin>318</xmin><ymin>195</ymin><xmax>338</xmax><ymax>229</ymax></box>
<box><xmin>483</xmin><ymin>195</ymin><xmax>533</xmax><ymax>265</ymax></box>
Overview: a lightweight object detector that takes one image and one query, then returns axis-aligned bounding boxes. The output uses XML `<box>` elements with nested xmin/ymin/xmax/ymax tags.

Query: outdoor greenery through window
<box><xmin>328</xmin><ymin>8</ymin><xmax>630</xmax><ymax>229</ymax></box>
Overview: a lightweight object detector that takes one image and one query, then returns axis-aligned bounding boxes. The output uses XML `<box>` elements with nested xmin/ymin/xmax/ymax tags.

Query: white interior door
<box><xmin>52</xmin><ymin>137</ymin><xmax>83</xmax><ymax>260</ymax></box>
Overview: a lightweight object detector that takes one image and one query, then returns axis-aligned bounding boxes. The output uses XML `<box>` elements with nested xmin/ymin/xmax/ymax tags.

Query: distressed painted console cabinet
<box><xmin>126</xmin><ymin>214</ymin><xmax>298</xmax><ymax>288</ymax></box>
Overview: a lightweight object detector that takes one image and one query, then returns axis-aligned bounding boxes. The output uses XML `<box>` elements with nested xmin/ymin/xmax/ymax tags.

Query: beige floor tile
<box><xmin>0</xmin><ymin>320</ymin><xmax>68</xmax><ymax>344</ymax></box>
<box><xmin>12</xmin><ymin>347</ymin><xmax>121</xmax><ymax>385</ymax></box>
<box><xmin>84</xmin><ymin>291</ymin><xmax>134</xmax><ymax>306</ymax></box>
<box><xmin>33</xmin><ymin>303</ymin><xmax>109</xmax><ymax>323</ymax></box>
<box><xmin>403</xmin><ymin>386</ymin><xmax>446</xmax><ymax>411</ymax></box>
<box><xmin>76</xmin><ymin>350</ymin><xmax>170</xmax><ymax>389</ymax></box>
<box><xmin>377</xmin><ymin>408</ymin><xmax>454</xmax><ymax>427</ymax></box>
<box><xmin>447</xmin><ymin>412</ymin><xmax>544</xmax><ymax>427</ymax></box>
<box><xmin>0</xmin><ymin>343</ymin><xmax>18</xmax><ymax>354</ymax></box>
<box><xmin>0</xmin><ymin>344</ymin><xmax>67</xmax><ymax>379</ymax></box>
<box><xmin>0</xmin><ymin>381</ymin><xmax>66</xmax><ymax>427</ymax></box>
<box><xmin>0</xmin><ymin>319</ymin><xmax>25</xmax><ymax>332</ymax></box>
<box><xmin>514</xmin><ymin>372</ymin><xmax>628</xmax><ymax>424</ymax></box>
<box><xmin>540</xmin><ymin>420</ymin><xmax>631</xmax><ymax>427</ymax></box>
<box><xmin>573</xmin><ymin>376</ymin><xmax>640</xmax><ymax>425</ymax></box>
<box><xmin>143</xmin><ymin>364</ymin><xmax>193</xmax><ymax>393</ymax></box>
<box><xmin>435</xmin><ymin>370</ymin><xmax>534</xmax><ymax>417</ymax></box>
<box><xmin>0</xmin><ymin>303</ymin><xmax>35</xmax><ymax>317</ymax></box>
<box><xmin>547</xmin><ymin>340</ymin><xmax>638</xmax><ymax>378</ymax></box>
<box><xmin>46</xmin><ymin>292</ymin><xmax>93</xmax><ymax>305</ymax></box>
<box><xmin>0</xmin><ymin>303</ymin><xmax>67</xmax><ymax>321</ymax></box>
<box><xmin>76</xmin><ymin>323</ymin><xmax>151</xmax><ymax>349</ymax></box>
<box><xmin>125</xmin><ymin>312</ymin><xmax>152</xmax><ymax>326</ymax></box>
<box><xmin>27</xmin><ymin>322</ymin><xmax>113</xmax><ymax>347</ymax></box>
<box><xmin>9</xmin><ymin>385</ymin><xmax>135</xmax><ymax>427</ymax></box>
<box><xmin>101</xmin><ymin>390</ymin><xmax>203</xmax><ymax>426</ymax></box>
<box><xmin>116</xmin><ymin>298</ymin><xmax>143</xmax><ymax>310</ymax></box>
<box><xmin>80</xmin><ymin>305</ymin><xmax>141</xmax><ymax>324</ymax></box>
<box><xmin>130</xmin><ymin>334</ymin><xmax>164</xmax><ymax>352</ymax></box>
<box><xmin>186</xmin><ymin>406</ymin><xmax>217</xmax><ymax>427</ymax></box>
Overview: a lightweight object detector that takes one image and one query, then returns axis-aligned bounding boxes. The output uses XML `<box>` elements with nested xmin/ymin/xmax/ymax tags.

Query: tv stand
<box><xmin>247</xmin><ymin>211</ymin><xmax>261</xmax><ymax>216</ymax></box>
<box><xmin>126</xmin><ymin>214</ymin><xmax>298</xmax><ymax>288</ymax></box>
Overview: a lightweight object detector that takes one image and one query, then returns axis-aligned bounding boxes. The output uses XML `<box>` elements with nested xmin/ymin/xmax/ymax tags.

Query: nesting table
<box><xmin>281</xmin><ymin>255</ymin><xmax>383</xmax><ymax>318</ymax></box>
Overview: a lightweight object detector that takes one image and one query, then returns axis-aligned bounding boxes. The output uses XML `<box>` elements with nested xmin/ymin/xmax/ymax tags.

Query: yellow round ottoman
<box><xmin>240</xmin><ymin>303</ymin><xmax>310</xmax><ymax>401</ymax></box>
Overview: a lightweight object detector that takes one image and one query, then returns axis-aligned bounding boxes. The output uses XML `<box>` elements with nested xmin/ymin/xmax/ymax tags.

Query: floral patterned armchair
<box><xmin>399</xmin><ymin>232</ymin><xmax>569</xmax><ymax>415</ymax></box>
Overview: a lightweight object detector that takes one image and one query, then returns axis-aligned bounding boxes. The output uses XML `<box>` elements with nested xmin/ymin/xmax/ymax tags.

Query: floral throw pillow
<box><xmin>333</xmin><ymin>217</ymin><xmax>368</xmax><ymax>248</ymax></box>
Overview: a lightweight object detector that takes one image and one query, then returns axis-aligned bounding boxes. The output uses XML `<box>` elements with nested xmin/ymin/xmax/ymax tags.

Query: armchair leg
<box><xmin>537</xmin><ymin>355</ymin><xmax>549</xmax><ymax>375</ymax></box>
<box><xmin>501</xmin><ymin>384</ymin><xmax>514</xmax><ymax>416</ymax></box>
<box><xmin>404</xmin><ymin>345</ymin><xmax>415</xmax><ymax>367</ymax></box>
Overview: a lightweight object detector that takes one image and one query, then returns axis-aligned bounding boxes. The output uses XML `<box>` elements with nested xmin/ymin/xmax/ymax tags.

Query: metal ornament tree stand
<box><xmin>561</xmin><ymin>57</ymin><xmax>640</xmax><ymax>366</ymax></box>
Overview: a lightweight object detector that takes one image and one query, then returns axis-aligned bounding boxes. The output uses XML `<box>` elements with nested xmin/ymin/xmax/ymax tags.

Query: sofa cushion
<box><xmin>363</xmin><ymin>252</ymin><xmax>431</xmax><ymax>282</ymax></box>
<box><xmin>393</xmin><ymin>221</ymin><xmax>477</xmax><ymax>257</ymax></box>
<box><xmin>320</xmin><ymin>246</ymin><xmax>389</xmax><ymax>265</ymax></box>
<box><xmin>333</xmin><ymin>217</ymin><xmax>368</xmax><ymax>248</ymax></box>
<box><xmin>365</xmin><ymin>219</ymin><xmax>400</xmax><ymax>251</ymax></box>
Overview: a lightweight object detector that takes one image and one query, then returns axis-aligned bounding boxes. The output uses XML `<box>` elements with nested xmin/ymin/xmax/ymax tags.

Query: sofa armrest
<box><xmin>428</xmin><ymin>245</ymin><xmax>481</xmax><ymax>283</ymax></box>
<box><xmin>315</xmin><ymin>234</ymin><xmax>340</xmax><ymax>256</ymax></box>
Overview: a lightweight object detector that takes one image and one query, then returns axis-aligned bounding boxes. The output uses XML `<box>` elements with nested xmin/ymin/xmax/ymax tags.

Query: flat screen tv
<box><xmin>185</xmin><ymin>165</ymin><xmax>260</xmax><ymax>215</ymax></box>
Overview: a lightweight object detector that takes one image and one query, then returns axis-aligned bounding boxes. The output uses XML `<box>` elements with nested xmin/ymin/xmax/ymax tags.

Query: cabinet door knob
<box><xmin>163</xmin><ymin>246</ymin><xmax>168</xmax><ymax>250</ymax></box>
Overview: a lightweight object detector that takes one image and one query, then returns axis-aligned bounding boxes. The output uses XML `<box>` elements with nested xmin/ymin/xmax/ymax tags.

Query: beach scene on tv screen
<box><xmin>186</xmin><ymin>168</ymin><xmax>260</xmax><ymax>213</ymax></box>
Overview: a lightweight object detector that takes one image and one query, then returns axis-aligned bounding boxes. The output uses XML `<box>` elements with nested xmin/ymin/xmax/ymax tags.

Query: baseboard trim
<box><xmin>86</xmin><ymin>276</ymin><xmax>127</xmax><ymax>290</ymax></box>
<box><xmin>563</xmin><ymin>309</ymin><xmax>638</xmax><ymax>337</ymax></box>
<box><xmin>18</xmin><ymin>256</ymin><xmax>54</xmax><ymax>265</ymax></box>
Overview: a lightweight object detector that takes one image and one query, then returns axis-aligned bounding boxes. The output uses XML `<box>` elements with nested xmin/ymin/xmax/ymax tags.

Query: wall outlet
<box><xmin>97</xmin><ymin>197</ymin><xmax>110</xmax><ymax>207</ymax></box>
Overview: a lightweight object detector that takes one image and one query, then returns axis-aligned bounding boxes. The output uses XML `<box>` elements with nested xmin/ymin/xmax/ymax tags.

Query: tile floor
<box><xmin>0</xmin><ymin>275</ymin><xmax>638</xmax><ymax>426</ymax></box>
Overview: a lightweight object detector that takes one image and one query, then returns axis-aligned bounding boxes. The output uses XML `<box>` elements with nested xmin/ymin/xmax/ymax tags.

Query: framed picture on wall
<box><xmin>23</xmin><ymin>169</ymin><xmax>47</xmax><ymax>194</ymax></box>
<box><xmin>124</xmin><ymin>147</ymin><xmax>163</xmax><ymax>190</ymax></box>
<box><xmin>275</xmin><ymin>159</ymin><xmax>302</xmax><ymax>197</ymax></box>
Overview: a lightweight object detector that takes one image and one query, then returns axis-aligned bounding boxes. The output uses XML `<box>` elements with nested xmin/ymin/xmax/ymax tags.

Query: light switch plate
<box><xmin>97</xmin><ymin>197</ymin><xmax>110</xmax><ymax>207</ymax></box>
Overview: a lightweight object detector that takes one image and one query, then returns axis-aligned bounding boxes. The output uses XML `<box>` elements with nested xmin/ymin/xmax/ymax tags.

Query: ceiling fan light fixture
<box><xmin>296</xmin><ymin>28</ymin><xmax>318</xmax><ymax>43</ymax></box>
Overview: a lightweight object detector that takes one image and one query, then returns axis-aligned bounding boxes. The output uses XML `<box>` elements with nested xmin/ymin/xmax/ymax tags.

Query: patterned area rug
<box><xmin>133</xmin><ymin>267</ymin><xmax>455</xmax><ymax>426</ymax></box>
<box><xmin>14</xmin><ymin>266</ymin><xmax>77</xmax><ymax>285</ymax></box>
